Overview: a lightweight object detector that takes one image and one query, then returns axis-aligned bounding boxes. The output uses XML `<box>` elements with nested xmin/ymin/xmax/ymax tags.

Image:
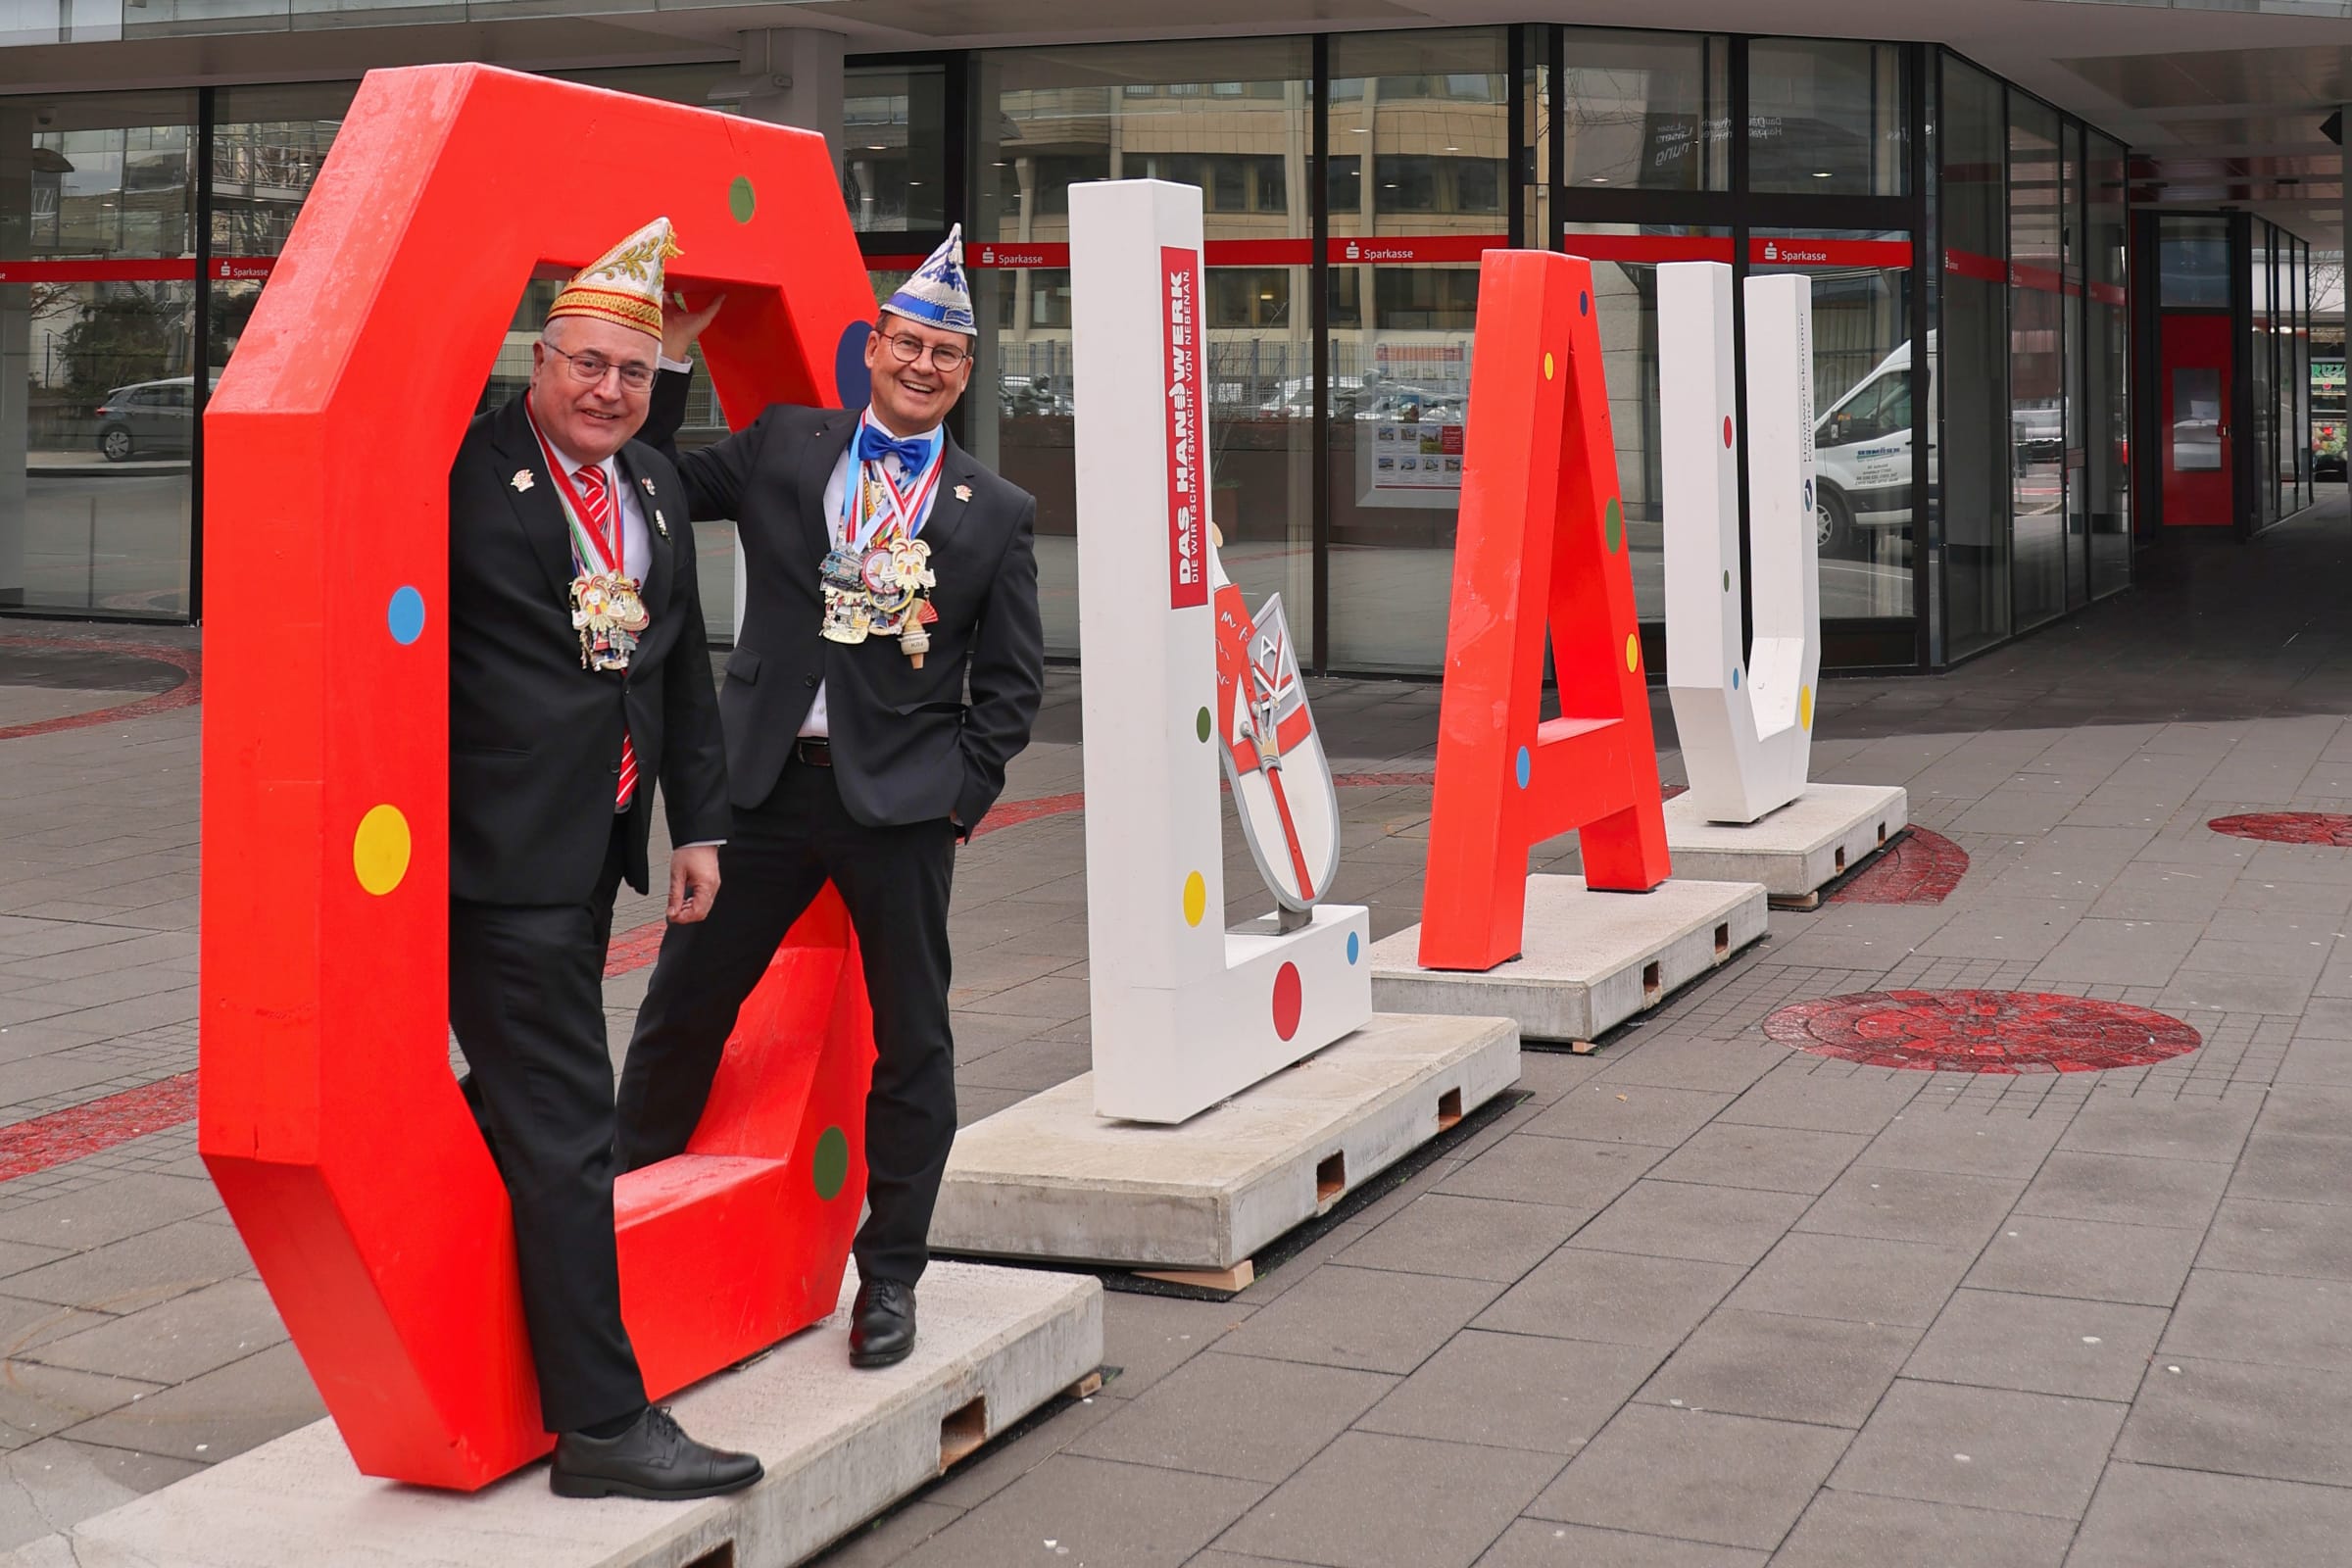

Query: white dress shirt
<box><xmin>801</xmin><ymin>417</ymin><xmax>944</xmax><ymax>739</ymax></box>
<box><xmin>538</xmin><ymin>433</ymin><xmax>650</xmax><ymax>584</ymax></box>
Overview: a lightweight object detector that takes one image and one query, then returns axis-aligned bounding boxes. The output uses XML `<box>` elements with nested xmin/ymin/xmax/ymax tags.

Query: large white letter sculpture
<box><xmin>1069</xmin><ymin>178</ymin><xmax>1371</xmax><ymax>1125</ymax></box>
<box><xmin>1661</xmin><ymin>264</ymin><xmax>1821</xmax><ymax>824</ymax></box>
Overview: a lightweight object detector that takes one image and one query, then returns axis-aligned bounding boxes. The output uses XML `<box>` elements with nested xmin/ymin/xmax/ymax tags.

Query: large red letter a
<box><xmin>1418</xmin><ymin>251</ymin><xmax>1671</xmax><ymax>972</ymax></box>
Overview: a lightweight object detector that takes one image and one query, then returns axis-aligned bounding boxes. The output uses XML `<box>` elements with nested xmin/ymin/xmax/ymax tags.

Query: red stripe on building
<box><xmin>1564</xmin><ymin>234</ymin><xmax>1735</xmax><ymax>265</ymax></box>
<box><xmin>0</xmin><ymin>257</ymin><xmax>275</xmax><ymax>284</ymax></box>
<box><xmin>1750</xmin><ymin>238</ymin><xmax>1913</xmax><ymax>269</ymax></box>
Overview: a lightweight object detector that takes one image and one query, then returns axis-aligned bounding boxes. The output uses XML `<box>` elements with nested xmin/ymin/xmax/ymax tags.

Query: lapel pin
<box><xmin>954</xmin><ymin>483</ymin><xmax>972</xmax><ymax>504</ymax></box>
<box><xmin>511</xmin><ymin>468</ymin><xmax>535</xmax><ymax>493</ymax></box>
<box><xmin>653</xmin><ymin>510</ymin><xmax>669</xmax><ymax>539</ymax></box>
<box><xmin>640</xmin><ymin>475</ymin><xmax>657</xmax><ymax>497</ymax></box>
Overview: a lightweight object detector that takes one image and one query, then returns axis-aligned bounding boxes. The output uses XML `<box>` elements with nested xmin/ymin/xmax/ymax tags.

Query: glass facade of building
<box><xmin>1</xmin><ymin>27</ymin><xmax>2278</xmax><ymax>674</ymax></box>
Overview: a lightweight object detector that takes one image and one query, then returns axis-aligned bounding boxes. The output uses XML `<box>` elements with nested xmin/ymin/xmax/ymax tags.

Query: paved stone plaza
<box><xmin>0</xmin><ymin>503</ymin><xmax>2347</xmax><ymax>1564</ymax></box>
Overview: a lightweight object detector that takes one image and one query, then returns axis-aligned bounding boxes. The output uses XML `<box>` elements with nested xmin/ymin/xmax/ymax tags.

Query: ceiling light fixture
<box><xmin>1812</xmin><ymin>171</ymin><xmax>1834</xmax><ymax>179</ymax></box>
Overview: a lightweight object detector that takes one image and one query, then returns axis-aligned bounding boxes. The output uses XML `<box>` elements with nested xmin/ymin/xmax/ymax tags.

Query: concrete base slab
<box><xmin>1665</xmin><ymin>782</ymin><xmax>1910</xmax><ymax>902</ymax></box>
<box><xmin>931</xmin><ymin>1012</ymin><xmax>1520</xmax><ymax>1273</ymax></box>
<box><xmin>1</xmin><ymin>1263</ymin><xmax>1102</xmax><ymax>1568</ymax></box>
<box><xmin>1368</xmin><ymin>875</ymin><xmax>1767</xmax><ymax>1045</ymax></box>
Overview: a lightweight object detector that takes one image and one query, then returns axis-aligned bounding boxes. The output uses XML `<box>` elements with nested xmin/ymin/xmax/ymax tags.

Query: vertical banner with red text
<box><xmin>1162</xmin><ymin>246</ymin><xmax>1207</xmax><ymax>610</ymax></box>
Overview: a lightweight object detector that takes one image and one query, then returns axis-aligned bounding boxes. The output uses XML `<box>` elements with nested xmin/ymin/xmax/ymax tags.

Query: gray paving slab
<box><xmin>1213</xmin><ymin>1430</ymin><xmax>1563</xmax><ymax>1568</ymax></box>
<box><xmin>1645</xmin><ymin>1123</ymin><xmax>1869</xmax><ymax>1196</ymax></box>
<box><xmin>1825</xmin><ymin>1379</ymin><xmax>2126</xmax><ymax>1519</ymax></box>
<box><xmin>1796</xmin><ymin>1166</ymin><xmax>2024</xmax><ymax>1250</ymax></box>
<box><xmin>1860</xmin><ymin>1108</ymin><xmax>2069</xmax><ymax>1177</ymax></box>
<box><xmin>1966</xmin><ymin>1215</ymin><xmax>2206</xmax><ymax>1305</ymax></box>
<box><xmin>1570</xmin><ymin>1181</ymin><xmax>1812</xmax><ymax>1267</ymax></box>
<box><xmin>1216</xmin><ymin>1265</ymin><xmax>1502</xmax><ymax>1376</ymax></box>
<box><xmin>2194</xmin><ymin>1196</ymin><xmax>2352</xmax><ymax>1281</ymax></box>
<box><xmin>1432</xmin><ymin>1133</ymin><xmax>1658</xmax><ymax>1210</ymax></box>
<box><xmin>1900</xmin><ymin>1288</ymin><xmax>2167</xmax><ymax>1402</ymax></box>
<box><xmin>1473</xmin><ymin>1248</ymin><xmax>1743</xmax><ymax>1349</ymax></box>
<box><xmin>901</xmin><ymin>1454</ymin><xmax>1264</xmax><ymax>1568</ymax></box>
<box><xmin>2067</xmin><ymin>1461</ymin><xmax>2352</xmax><ymax>1568</ymax></box>
<box><xmin>1770</xmin><ymin>1492</ymin><xmax>2073</xmax><ymax>1568</ymax></box>
<box><xmin>1526</xmin><ymin>1405</ymin><xmax>1849</xmax><ymax>1551</ymax></box>
<box><xmin>1633</xmin><ymin>1308</ymin><xmax>1917</xmax><ymax>1428</ymax></box>
<box><xmin>2011</xmin><ymin>1150</ymin><xmax>2232</xmax><ymax>1230</ymax></box>
<box><xmin>1337</xmin><ymin>1194</ymin><xmax>1587</xmax><ymax>1283</ymax></box>
<box><xmin>1069</xmin><ymin>1350</ymin><xmax>1391</xmax><ymax>1483</ymax></box>
<box><xmin>2160</xmin><ymin>1267</ymin><xmax>2352</xmax><ymax>1373</ymax></box>
<box><xmin>1355</xmin><ymin>1328</ymin><xmax>1657</xmax><ymax>1454</ymax></box>
<box><xmin>1521</xmin><ymin>1085</ymin><xmax>1735</xmax><ymax>1147</ymax></box>
<box><xmin>1472</xmin><ymin>1519</ymin><xmax>1766</xmax><ymax>1567</ymax></box>
<box><xmin>2115</xmin><ymin>1355</ymin><xmax>2352</xmax><ymax>1488</ymax></box>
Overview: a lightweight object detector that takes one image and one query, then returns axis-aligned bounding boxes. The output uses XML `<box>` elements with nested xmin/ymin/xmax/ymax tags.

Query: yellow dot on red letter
<box><xmin>1625</xmin><ymin>634</ymin><xmax>1640</xmax><ymax>672</ymax></box>
<box><xmin>1182</xmin><ymin>871</ymin><xmax>1207</xmax><ymax>927</ymax></box>
<box><xmin>1543</xmin><ymin>352</ymin><xmax>1555</xmax><ymax>381</ymax></box>
<box><xmin>354</xmin><ymin>805</ymin><xmax>411</xmax><ymax>896</ymax></box>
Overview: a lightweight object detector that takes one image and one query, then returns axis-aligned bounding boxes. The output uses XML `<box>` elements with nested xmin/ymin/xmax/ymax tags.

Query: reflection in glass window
<box><xmin>974</xmin><ymin>38</ymin><xmax>1316</xmax><ymax>661</ymax></box>
<box><xmin>1559</xmin><ymin>30</ymin><xmax>1730</xmax><ymax>192</ymax></box>
<box><xmin>1748</xmin><ymin>38</ymin><xmax>1907</xmax><ymax>196</ymax></box>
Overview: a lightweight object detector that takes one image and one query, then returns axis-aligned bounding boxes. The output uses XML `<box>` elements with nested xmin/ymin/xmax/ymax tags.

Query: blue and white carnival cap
<box><xmin>880</xmin><ymin>223</ymin><xmax>976</xmax><ymax>336</ymax></box>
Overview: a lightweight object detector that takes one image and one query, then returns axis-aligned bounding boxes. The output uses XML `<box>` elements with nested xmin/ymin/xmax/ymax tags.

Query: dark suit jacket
<box><xmin>644</xmin><ymin>369</ymin><xmax>1044</xmax><ymax>832</ymax></box>
<box><xmin>447</xmin><ymin>395</ymin><xmax>730</xmax><ymax>905</ymax></box>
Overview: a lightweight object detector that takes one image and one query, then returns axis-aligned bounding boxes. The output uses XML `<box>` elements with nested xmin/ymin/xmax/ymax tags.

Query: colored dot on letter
<box><xmin>728</xmin><ymin>175</ymin><xmax>757</xmax><ymax>222</ymax></box>
<box><xmin>1625</xmin><ymin>634</ymin><xmax>1641</xmax><ymax>673</ymax></box>
<box><xmin>1733</xmin><ymin>666</ymin><xmax>1741</xmax><ymax>690</ymax></box>
<box><xmin>1347</xmin><ymin>932</ymin><xmax>1361</xmax><ymax>965</ymax></box>
<box><xmin>1182</xmin><ymin>871</ymin><xmax>1207</xmax><ymax>927</ymax></box>
<box><xmin>386</xmin><ymin>586</ymin><xmax>425</xmax><ymax>646</ymax></box>
<box><xmin>1196</xmin><ymin>706</ymin><xmax>1212</xmax><ymax>743</ymax></box>
<box><xmin>353</xmin><ymin>805</ymin><xmax>411</xmax><ymax>896</ymax></box>
<box><xmin>1515</xmin><ymin>746</ymin><xmax>1532</xmax><ymax>790</ymax></box>
<box><xmin>1723</xmin><ymin>569</ymin><xmax>1731</xmax><ymax>592</ymax></box>
<box><xmin>1272</xmin><ymin>962</ymin><xmax>1303</xmax><ymax>1042</ymax></box>
<box><xmin>1579</xmin><ymin>291</ymin><xmax>1590</xmax><ymax>317</ymax></box>
<box><xmin>1723</xmin><ymin>416</ymin><xmax>1735</xmax><ymax>449</ymax></box>
<box><xmin>812</xmin><ymin>1125</ymin><xmax>850</xmax><ymax>1200</ymax></box>
<box><xmin>1543</xmin><ymin>352</ymin><xmax>1555</xmax><ymax>381</ymax></box>
<box><xmin>1800</xmin><ymin>684</ymin><xmax>1815</xmax><ymax>730</ymax></box>
<box><xmin>1604</xmin><ymin>498</ymin><xmax>1623</xmax><ymax>554</ymax></box>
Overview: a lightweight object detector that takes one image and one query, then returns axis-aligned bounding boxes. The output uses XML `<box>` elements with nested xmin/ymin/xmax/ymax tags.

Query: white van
<box><xmin>1812</xmin><ymin>333</ymin><xmax>1934</xmax><ymax>554</ymax></box>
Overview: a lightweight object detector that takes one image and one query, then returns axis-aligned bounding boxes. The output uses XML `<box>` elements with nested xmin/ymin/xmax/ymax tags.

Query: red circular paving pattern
<box><xmin>1763</xmin><ymin>990</ymin><xmax>2201</xmax><ymax>1074</ymax></box>
<box><xmin>2208</xmin><ymin>812</ymin><xmax>2352</xmax><ymax>847</ymax></box>
<box><xmin>1827</xmin><ymin>827</ymin><xmax>1970</xmax><ymax>905</ymax></box>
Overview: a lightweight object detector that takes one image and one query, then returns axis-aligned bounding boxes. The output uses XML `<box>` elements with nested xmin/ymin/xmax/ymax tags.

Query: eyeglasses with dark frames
<box><xmin>540</xmin><ymin>342</ymin><xmax>658</xmax><ymax>393</ymax></box>
<box><xmin>878</xmin><ymin>331</ymin><xmax>971</xmax><ymax>372</ymax></box>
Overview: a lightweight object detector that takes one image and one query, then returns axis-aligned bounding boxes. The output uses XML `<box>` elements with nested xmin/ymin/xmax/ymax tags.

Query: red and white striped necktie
<box><xmin>575</xmin><ymin>465</ymin><xmax>638</xmax><ymax>810</ymax></box>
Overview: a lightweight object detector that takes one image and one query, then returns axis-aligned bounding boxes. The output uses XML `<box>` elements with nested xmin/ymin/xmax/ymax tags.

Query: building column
<box><xmin>0</xmin><ymin>102</ymin><xmax>32</xmax><ymax>606</ymax></box>
<box><xmin>728</xmin><ymin>26</ymin><xmax>851</xmax><ymax>638</ymax></box>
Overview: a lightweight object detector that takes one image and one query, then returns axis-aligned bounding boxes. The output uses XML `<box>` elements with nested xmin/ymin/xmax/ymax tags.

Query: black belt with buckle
<box><xmin>793</xmin><ymin>737</ymin><xmax>833</xmax><ymax>767</ymax></box>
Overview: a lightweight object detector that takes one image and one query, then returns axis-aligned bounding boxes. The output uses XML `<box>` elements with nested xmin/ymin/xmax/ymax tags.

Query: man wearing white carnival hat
<box><xmin>444</xmin><ymin>217</ymin><xmax>758</xmax><ymax>1499</ymax></box>
<box><xmin>617</xmin><ymin>224</ymin><xmax>1044</xmax><ymax>1369</ymax></box>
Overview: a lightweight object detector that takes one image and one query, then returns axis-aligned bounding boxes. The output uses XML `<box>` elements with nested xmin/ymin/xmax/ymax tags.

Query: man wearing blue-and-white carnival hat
<box><xmin>616</xmin><ymin>223</ymin><xmax>1043</xmax><ymax>1371</ymax></box>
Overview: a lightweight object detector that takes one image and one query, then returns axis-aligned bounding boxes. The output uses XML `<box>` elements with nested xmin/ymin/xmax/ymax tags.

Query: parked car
<box><xmin>93</xmin><ymin>377</ymin><xmax>208</xmax><ymax>462</ymax></box>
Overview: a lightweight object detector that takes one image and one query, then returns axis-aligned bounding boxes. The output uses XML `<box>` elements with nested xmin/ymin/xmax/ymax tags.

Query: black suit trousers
<box><xmin>615</xmin><ymin>760</ymin><xmax>958</xmax><ymax>1287</ymax></box>
<box><xmin>449</xmin><ymin>818</ymin><xmax>647</xmax><ymax>1435</ymax></box>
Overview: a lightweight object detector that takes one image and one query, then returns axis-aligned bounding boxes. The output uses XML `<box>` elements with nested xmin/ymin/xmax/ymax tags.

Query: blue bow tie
<box><xmin>856</xmin><ymin>423</ymin><xmax>932</xmax><ymax>473</ymax></box>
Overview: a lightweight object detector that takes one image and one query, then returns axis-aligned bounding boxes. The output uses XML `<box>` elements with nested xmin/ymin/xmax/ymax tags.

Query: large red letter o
<box><xmin>200</xmin><ymin>64</ymin><xmax>882</xmax><ymax>1490</ymax></box>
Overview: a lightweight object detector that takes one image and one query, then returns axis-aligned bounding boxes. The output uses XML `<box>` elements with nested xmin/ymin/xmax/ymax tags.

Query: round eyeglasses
<box><xmin>541</xmin><ymin>343</ymin><xmax>657</xmax><ymax>393</ymax></box>
<box><xmin>879</xmin><ymin>331</ymin><xmax>970</xmax><ymax>372</ymax></box>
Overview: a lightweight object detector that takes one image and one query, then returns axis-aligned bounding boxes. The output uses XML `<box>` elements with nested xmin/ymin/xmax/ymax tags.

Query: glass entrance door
<box><xmin>2160</xmin><ymin>313</ymin><xmax>2232</xmax><ymax>527</ymax></box>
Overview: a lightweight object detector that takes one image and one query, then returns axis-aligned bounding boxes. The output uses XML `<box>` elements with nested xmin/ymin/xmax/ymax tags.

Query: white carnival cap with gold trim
<box><xmin>881</xmin><ymin>223</ymin><xmax>976</xmax><ymax>336</ymax></box>
<box><xmin>546</xmin><ymin>216</ymin><xmax>680</xmax><ymax>340</ymax></box>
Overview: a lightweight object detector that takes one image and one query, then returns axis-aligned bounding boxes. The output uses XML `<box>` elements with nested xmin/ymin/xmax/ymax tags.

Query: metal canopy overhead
<box><xmin>0</xmin><ymin>0</ymin><xmax>2342</xmax><ymax>242</ymax></box>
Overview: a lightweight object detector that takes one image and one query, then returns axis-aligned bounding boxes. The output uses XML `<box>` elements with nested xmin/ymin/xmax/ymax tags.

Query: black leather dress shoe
<box><xmin>550</xmin><ymin>1406</ymin><xmax>762</xmax><ymax>1500</ymax></box>
<box><xmin>850</xmin><ymin>1277</ymin><xmax>917</xmax><ymax>1368</ymax></box>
